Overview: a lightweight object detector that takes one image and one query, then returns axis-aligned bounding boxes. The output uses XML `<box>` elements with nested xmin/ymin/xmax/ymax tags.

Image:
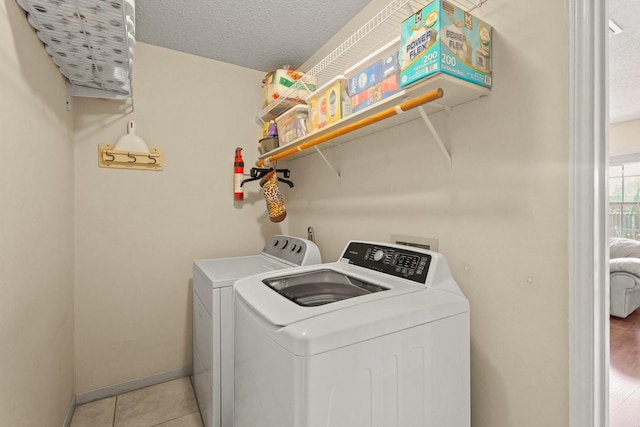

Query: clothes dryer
<box><xmin>234</xmin><ymin>241</ymin><xmax>469</xmax><ymax>427</ymax></box>
<box><xmin>192</xmin><ymin>235</ymin><xmax>321</xmax><ymax>427</ymax></box>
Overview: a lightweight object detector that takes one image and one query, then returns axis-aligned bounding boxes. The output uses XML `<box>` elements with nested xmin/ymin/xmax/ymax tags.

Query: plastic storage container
<box><xmin>275</xmin><ymin>105</ymin><xmax>310</xmax><ymax>145</ymax></box>
<box><xmin>262</xmin><ymin>69</ymin><xmax>317</xmax><ymax>107</ymax></box>
<box><xmin>258</xmin><ymin>137</ymin><xmax>279</xmax><ymax>154</ymax></box>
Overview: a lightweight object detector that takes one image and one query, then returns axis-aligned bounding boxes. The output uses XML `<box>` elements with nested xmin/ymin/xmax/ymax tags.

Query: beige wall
<box><xmin>72</xmin><ymin>43</ymin><xmax>274</xmax><ymax>394</ymax></box>
<box><xmin>611</xmin><ymin>118</ymin><xmax>640</xmax><ymax>154</ymax></box>
<box><xmin>288</xmin><ymin>1</ymin><xmax>570</xmax><ymax>426</ymax></box>
<box><xmin>2</xmin><ymin>0</ymin><xmax>572</xmax><ymax>425</ymax></box>
<box><xmin>0</xmin><ymin>1</ymin><xmax>75</xmax><ymax>426</ymax></box>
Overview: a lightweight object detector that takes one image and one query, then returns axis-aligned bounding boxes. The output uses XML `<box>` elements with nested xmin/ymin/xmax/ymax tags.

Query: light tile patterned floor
<box><xmin>71</xmin><ymin>377</ymin><xmax>203</xmax><ymax>427</ymax></box>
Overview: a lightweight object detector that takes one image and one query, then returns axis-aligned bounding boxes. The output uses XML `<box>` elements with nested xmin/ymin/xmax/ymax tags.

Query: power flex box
<box><xmin>399</xmin><ymin>0</ymin><xmax>492</xmax><ymax>89</ymax></box>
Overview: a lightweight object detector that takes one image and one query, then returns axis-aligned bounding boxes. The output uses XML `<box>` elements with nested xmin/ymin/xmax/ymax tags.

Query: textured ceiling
<box><xmin>610</xmin><ymin>0</ymin><xmax>640</xmax><ymax>123</ymax></box>
<box><xmin>134</xmin><ymin>0</ymin><xmax>638</xmax><ymax>124</ymax></box>
<box><xmin>135</xmin><ymin>0</ymin><xmax>371</xmax><ymax>73</ymax></box>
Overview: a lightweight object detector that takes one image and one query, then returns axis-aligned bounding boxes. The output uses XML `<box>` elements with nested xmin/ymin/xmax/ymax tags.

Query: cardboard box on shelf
<box><xmin>326</xmin><ymin>78</ymin><xmax>352</xmax><ymax>125</ymax></box>
<box><xmin>350</xmin><ymin>72</ymin><xmax>401</xmax><ymax>114</ymax></box>
<box><xmin>399</xmin><ymin>0</ymin><xmax>492</xmax><ymax>89</ymax></box>
<box><xmin>306</xmin><ymin>76</ymin><xmax>352</xmax><ymax>131</ymax></box>
<box><xmin>347</xmin><ymin>61</ymin><xmax>383</xmax><ymax>96</ymax></box>
<box><xmin>381</xmin><ymin>52</ymin><xmax>400</xmax><ymax>79</ymax></box>
<box><xmin>345</xmin><ymin>47</ymin><xmax>402</xmax><ymax>114</ymax></box>
<box><xmin>307</xmin><ymin>92</ymin><xmax>327</xmax><ymax>132</ymax></box>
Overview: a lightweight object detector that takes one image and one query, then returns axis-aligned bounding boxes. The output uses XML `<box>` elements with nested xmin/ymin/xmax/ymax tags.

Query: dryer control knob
<box><xmin>373</xmin><ymin>249</ymin><xmax>385</xmax><ymax>262</ymax></box>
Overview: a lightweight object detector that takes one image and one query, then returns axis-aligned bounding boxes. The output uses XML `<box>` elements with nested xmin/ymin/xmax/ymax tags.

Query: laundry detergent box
<box><xmin>307</xmin><ymin>91</ymin><xmax>327</xmax><ymax>131</ymax></box>
<box><xmin>350</xmin><ymin>73</ymin><xmax>401</xmax><ymax>113</ymax></box>
<box><xmin>381</xmin><ymin>52</ymin><xmax>400</xmax><ymax>80</ymax></box>
<box><xmin>325</xmin><ymin>77</ymin><xmax>352</xmax><ymax>125</ymax></box>
<box><xmin>347</xmin><ymin>60</ymin><xmax>383</xmax><ymax>96</ymax></box>
<box><xmin>349</xmin><ymin>52</ymin><xmax>401</xmax><ymax>114</ymax></box>
<box><xmin>306</xmin><ymin>75</ymin><xmax>352</xmax><ymax>130</ymax></box>
<box><xmin>399</xmin><ymin>0</ymin><xmax>492</xmax><ymax>89</ymax></box>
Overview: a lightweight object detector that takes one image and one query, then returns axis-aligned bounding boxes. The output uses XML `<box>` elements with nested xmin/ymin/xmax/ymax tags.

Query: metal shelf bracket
<box><xmin>313</xmin><ymin>146</ymin><xmax>341</xmax><ymax>178</ymax></box>
<box><xmin>417</xmin><ymin>105</ymin><xmax>452</xmax><ymax>168</ymax></box>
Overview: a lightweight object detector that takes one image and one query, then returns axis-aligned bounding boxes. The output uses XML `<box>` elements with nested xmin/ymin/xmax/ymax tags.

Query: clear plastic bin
<box><xmin>275</xmin><ymin>105</ymin><xmax>310</xmax><ymax>145</ymax></box>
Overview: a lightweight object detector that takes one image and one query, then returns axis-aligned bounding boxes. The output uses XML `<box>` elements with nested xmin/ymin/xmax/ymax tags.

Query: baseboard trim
<box><xmin>75</xmin><ymin>365</ymin><xmax>193</xmax><ymax>405</ymax></box>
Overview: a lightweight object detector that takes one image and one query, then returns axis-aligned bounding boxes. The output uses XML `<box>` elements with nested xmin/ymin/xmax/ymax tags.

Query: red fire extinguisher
<box><xmin>234</xmin><ymin>147</ymin><xmax>244</xmax><ymax>200</ymax></box>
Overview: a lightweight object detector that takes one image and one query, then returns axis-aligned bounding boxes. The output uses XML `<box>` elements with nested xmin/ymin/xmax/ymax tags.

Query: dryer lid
<box><xmin>194</xmin><ymin>255</ymin><xmax>289</xmax><ymax>285</ymax></box>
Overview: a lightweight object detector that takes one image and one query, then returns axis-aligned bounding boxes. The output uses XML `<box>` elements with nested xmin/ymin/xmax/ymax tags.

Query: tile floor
<box><xmin>70</xmin><ymin>377</ymin><xmax>203</xmax><ymax>427</ymax></box>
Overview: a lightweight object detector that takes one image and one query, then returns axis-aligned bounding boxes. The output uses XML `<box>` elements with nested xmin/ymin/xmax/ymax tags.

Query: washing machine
<box><xmin>234</xmin><ymin>240</ymin><xmax>469</xmax><ymax>427</ymax></box>
<box><xmin>192</xmin><ymin>235</ymin><xmax>321</xmax><ymax>427</ymax></box>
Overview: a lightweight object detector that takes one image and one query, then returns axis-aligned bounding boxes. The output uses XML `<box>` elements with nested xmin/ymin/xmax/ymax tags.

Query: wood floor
<box><xmin>610</xmin><ymin>308</ymin><xmax>640</xmax><ymax>427</ymax></box>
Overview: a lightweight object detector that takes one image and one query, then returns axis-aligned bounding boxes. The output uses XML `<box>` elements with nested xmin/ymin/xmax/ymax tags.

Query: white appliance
<box><xmin>192</xmin><ymin>235</ymin><xmax>321</xmax><ymax>427</ymax></box>
<box><xmin>234</xmin><ymin>241</ymin><xmax>469</xmax><ymax>427</ymax></box>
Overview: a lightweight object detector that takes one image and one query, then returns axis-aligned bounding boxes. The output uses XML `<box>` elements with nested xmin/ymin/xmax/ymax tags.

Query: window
<box><xmin>610</xmin><ymin>161</ymin><xmax>640</xmax><ymax>239</ymax></box>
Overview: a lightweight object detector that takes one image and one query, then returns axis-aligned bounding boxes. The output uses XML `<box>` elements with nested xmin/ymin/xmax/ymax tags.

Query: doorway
<box><xmin>607</xmin><ymin>0</ymin><xmax>640</xmax><ymax>423</ymax></box>
<box><xmin>569</xmin><ymin>0</ymin><xmax>609</xmax><ymax>426</ymax></box>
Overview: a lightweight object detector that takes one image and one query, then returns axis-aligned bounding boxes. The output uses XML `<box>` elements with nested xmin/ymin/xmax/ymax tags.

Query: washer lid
<box><xmin>235</xmin><ymin>263</ymin><xmax>429</xmax><ymax>326</ymax></box>
<box><xmin>234</xmin><ymin>263</ymin><xmax>469</xmax><ymax>356</ymax></box>
<box><xmin>262</xmin><ymin>269</ymin><xmax>389</xmax><ymax>307</ymax></box>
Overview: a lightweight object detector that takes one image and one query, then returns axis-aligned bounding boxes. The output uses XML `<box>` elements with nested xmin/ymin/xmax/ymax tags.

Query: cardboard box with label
<box><xmin>399</xmin><ymin>0</ymin><xmax>492</xmax><ymax>88</ymax></box>
<box><xmin>307</xmin><ymin>76</ymin><xmax>352</xmax><ymax>131</ymax></box>
<box><xmin>349</xmin><ymin>53</ymin><xmax>401</xmax><ymax>114</ymax></box>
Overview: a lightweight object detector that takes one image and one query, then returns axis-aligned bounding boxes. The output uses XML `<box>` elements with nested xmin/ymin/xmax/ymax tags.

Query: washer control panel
<box><xmin>341</xmin><ymin>241</ymin><xmax>432</xmax><ymax>284</ymax></box>
<box><xmin>262</xmin><ymin>235</ymin><xmax>321</xmax><ymax>266</ymax></box>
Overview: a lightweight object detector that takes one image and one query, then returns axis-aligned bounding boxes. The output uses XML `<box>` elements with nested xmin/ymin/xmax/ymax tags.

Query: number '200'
<box><xmin>442</xmin><ymin>54</ymin><xmax>457</xmax><ymax>66</ymax></box>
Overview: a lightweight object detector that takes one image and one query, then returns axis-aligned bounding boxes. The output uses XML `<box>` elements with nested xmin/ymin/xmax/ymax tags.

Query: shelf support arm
<box><xmin>417</xmin><ymin>105</ymin><xmax>452</xmax><ymax>168</ymax></box>
<box><xmin>256</xmin><ymin>88</ymin><xmax>444</xmax><ymax>167</ymax></box>
<box><xmin>313</xmin><ymin>146</ymin><xmax>341</xmax><ymax>178</ymax></box>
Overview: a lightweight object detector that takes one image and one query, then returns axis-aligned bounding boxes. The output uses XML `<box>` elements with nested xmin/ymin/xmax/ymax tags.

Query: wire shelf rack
<box><xmin>16</xmin><ymin>0</ymin><xmax>135</xmax><ymax>100</ymax></box>
<box><xmin>257</xmin><ymin>0</ymin><xmax>488</xmax><ymax>124</ymax></box>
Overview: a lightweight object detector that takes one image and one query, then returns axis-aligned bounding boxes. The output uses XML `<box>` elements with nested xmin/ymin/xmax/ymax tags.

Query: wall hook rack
<box><xmin>241</xmin><ymin>168</ymin><xmax>293</xmax><ymax>188</ymax></box>
<box><xmin>98</xmin><ymin>121</ymin><xmax>164</xmax><ymax>171</ymax></box>
<box><xmin>98</xmin><ymin>145</ymin><xmax>163</xmax><ymax>170</ymax></box>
